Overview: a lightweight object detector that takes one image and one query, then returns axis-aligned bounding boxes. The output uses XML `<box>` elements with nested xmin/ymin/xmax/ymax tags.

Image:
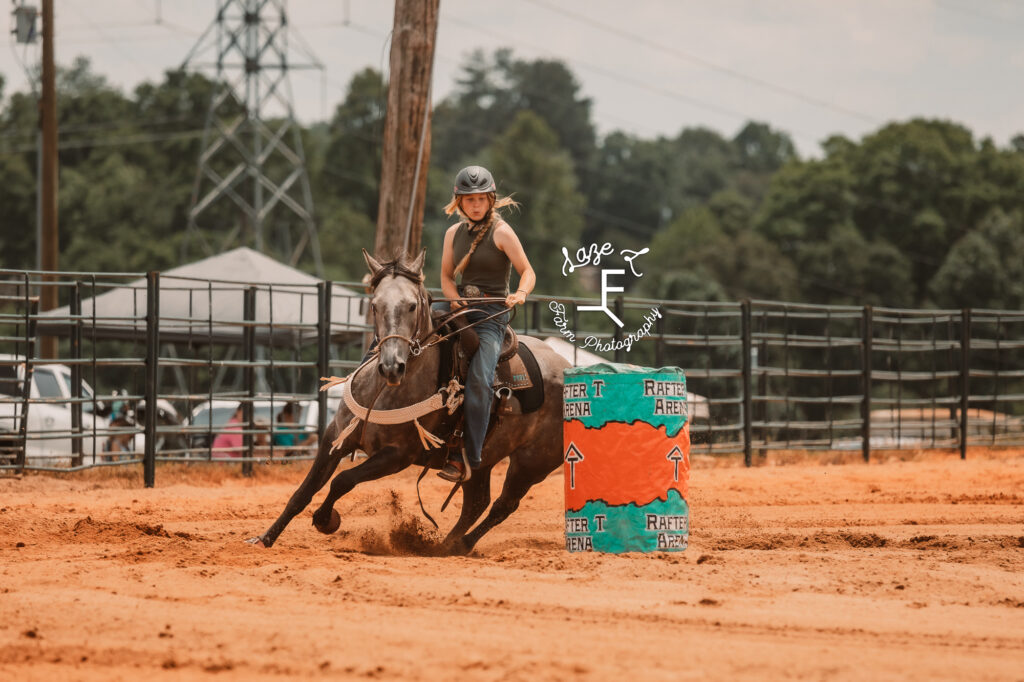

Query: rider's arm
<box><xmin>494</xmin><ymin>223</ymin><xmax>535</xmax><ymax>306</ymax></box>
<box><xmin>440</xmin><ymin>224</ymin><xmax>464</xmax><ymax>308</ymax></box>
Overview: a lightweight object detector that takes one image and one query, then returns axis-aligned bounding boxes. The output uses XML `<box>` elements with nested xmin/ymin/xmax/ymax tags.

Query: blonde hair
<box><xmin>443</xmin><ymin>192</ymin><xmax>519</xmax><ymax>220</ymax></box>
<box><xmin>444</xmin><ymin>192</ymin><xmax>521</xmax><ymax>276</ymax></box>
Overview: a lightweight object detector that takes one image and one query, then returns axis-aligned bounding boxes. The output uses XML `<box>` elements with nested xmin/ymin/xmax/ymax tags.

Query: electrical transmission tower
<box><xmin>181</xmin><ymin>0</ymin><xmax>324</xmax><ymax>274</ymax></box>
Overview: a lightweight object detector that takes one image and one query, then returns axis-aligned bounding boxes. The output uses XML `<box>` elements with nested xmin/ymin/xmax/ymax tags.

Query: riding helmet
<box><xmin>453</xmin><ymin>165</ymin><xmax>497</xmax><ymax>195</ymax></box>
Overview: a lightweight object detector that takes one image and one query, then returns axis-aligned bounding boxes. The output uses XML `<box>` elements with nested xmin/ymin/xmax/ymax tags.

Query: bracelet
<box><xmin>516</xmin><ymin>289</ymin><xmax>528</xmax><ymax>294</ymax></box>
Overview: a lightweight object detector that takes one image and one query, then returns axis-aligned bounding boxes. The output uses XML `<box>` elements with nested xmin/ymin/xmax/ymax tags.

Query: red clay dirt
<box><xmin>1</xmin><ymin>449</ymin><xmax>1023</xmax><ymax>681</ymax></box>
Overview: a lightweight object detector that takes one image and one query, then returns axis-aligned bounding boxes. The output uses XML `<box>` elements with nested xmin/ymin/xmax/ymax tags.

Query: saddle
<box><xmin>431</xmin><ymin>309</ymin><xmax>545</xmax><ymax>415</ymax></box>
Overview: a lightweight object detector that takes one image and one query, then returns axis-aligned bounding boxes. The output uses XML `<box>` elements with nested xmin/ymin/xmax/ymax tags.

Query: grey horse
<box><xmin>250</xmin><ymin>249</ymin><xmax>569</xmax><ymax>554</ymax></box>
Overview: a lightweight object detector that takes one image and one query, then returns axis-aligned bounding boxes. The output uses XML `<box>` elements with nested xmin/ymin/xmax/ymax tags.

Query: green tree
<box><xmin>847</xmin><ymin>120</ymin><xmax>980</xmax><ymax>299</ymax></box>
<box><xmin>317</xmin><ymin>68</ymin><xmax>386</xmax><ymax>221</ymax></box>
<box><xmin>733</xmin><ymin>121</ymin><xmax>797</xmax><ymax>174</ymax></box>
<box><xmin>584</xmin><ymin>131</ymin><xmax>672</xmax><ymax>244</ymax></box>
<box><xmin>482</xmin><ymin>110</ymin><xmax>585</xmax><ymax>295</ymax></box>
<box><xmin>0</xmin><ymin>153</ymin><xmax>35</xmax><ymax>269</ymax></box>
<box><xmin>755</xmin><ymin>155</ymin><xmax>857</xmax><ymax>251</ymax></box>
<box><xmin>316</xmin><ymin>203</ymin><xmax>377</xmax><ymax>283</ymax></box>
<box><xmin>793</xmin><ymin>226</ymin><xmax>913</xmax><ymax>306</ymax></box>
<box><xmin>585</xmin><ymin>122</ymin><xmax>791</xmax><ymax>247</ymax></box>
<box><xmin>643</xmin><ymin>204</ymin><xmax>798</xmax><ymax>302</ymax></box>
<box><xmin>431</xmin><ymin>49</ymin><xmax>596</xmax><ymax>176</ymax></box>
<box><xmin>730</xmin><ymin>121</ymin><xmax>797</xmax><ymax>201</ymax></box>
<box><xmin>929</xmin><ymin>209</ymin><xmax>1024</xmax><ymax>309</ymax></box>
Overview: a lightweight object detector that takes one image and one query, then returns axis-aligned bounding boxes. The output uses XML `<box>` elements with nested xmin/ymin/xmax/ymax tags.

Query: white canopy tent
<box><xmin>39</xmin><ymin>248</ymin><xmax>366</xmax><ymax>347</ymax></box>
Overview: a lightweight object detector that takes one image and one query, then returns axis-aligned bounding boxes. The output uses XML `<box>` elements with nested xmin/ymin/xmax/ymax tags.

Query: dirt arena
<box><xmin>1</xmin><ymin>449</ymin><xmax>1022</xmax><ymax>681</ymax></box>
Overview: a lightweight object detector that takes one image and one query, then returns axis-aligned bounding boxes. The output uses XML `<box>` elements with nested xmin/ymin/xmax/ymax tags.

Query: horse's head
<box><xmin>363</xmin><ymin>248</ymin><xmax>429</xmax><ymax>386</ymax></box>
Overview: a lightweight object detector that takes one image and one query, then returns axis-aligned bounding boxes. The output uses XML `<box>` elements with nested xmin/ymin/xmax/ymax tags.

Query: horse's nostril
<box><xmin>396</xmin><ymin>362</ymin><xmax>406</xmax><ymax>375</ymax></box>
<box><xmin>378</xmin><ymin>364</ymin><xmax>385</xmax><ymax>377</ymax></box>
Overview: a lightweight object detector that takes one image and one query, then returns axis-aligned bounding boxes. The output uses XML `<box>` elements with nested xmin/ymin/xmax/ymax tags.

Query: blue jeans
<box><xmin>432</xmin><ymin>300</ymin><xmax>509</xmax><ymax>468</ymax></box>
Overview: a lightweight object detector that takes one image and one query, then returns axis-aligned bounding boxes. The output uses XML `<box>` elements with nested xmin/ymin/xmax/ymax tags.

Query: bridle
<box><xmin>366</xmin><ymin>262</ymin><xmax>432</xmax><ymax>359</ymax></box>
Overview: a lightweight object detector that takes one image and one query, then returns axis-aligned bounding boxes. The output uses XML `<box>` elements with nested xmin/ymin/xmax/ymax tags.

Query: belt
<box><xmin>458</xmin><ymin>285</ymin><xmax>506</xmax><ymax>299</ymax></box>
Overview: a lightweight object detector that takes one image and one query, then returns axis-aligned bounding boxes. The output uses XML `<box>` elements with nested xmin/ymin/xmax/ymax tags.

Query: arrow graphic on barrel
<box><xmin>564</xmin><ymin>442</ymin><xmax>585</xmax><ymax>489</ymax></box>
<box><xmin>666</xmin><ymin>445</ymin><xmax>684</xmax><ymax>481</ymax></box>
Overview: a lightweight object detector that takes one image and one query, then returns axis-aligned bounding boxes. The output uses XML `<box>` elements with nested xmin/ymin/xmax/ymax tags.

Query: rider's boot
<box><xmin>438</xmin><ymin>447</ymin><xmax>471</xmax><ymax>483</ymax></box>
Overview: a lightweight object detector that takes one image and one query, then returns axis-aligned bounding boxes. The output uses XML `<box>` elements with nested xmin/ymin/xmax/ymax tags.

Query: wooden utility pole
<box><xmin>40</xmin><ymin>0</ymin><xmax>58</xmax><ymax>359</ymax></box>
<box><xmin>373</xmin><ymin>0</ymin><xmax>439</xmax><ymax>260</ymax></box>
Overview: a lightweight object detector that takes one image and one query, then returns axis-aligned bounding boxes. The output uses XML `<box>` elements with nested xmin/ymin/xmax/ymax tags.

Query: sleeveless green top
<box><xmin>452</xmin><ymin>218</ymin><xmax>512</xmax><ymax>297</ymax></box>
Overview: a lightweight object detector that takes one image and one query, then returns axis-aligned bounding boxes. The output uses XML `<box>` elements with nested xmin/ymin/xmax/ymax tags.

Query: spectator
<box><xmin>211</xmin><ymin>403</ymin><xmax>244</xmax><ymax>459</ymax></box>
<box><xmin>253</xmin><ymin>417</ymin><xmax>272</xmax><ymax>459</ymax></box>
<box><xmin>273</xmin><ymin>402</ymin><xmax>318</xmax><ymax>456</ymax></box>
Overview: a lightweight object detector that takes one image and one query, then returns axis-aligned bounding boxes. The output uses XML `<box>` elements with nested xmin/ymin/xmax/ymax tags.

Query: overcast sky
<box><xmin>3</xmin><ymin>0</ymin><xmax>1023</xmax><ymax>157</ymax></box>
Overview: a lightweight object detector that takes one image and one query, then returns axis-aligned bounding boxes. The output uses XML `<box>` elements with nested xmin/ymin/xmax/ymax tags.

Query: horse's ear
<box><xmin>362</xmin><ymin>248</ymin><xmax>384</xmax><ymax>278</ymax></box>
<box><xmin>408</xmin><ymin>248</ymin><xmax>426</xmax><ymax>277</ymax></box>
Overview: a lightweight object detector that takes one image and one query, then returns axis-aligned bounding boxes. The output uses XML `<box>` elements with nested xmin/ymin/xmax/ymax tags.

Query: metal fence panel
<box><xmin>2</xmin><ymin>269</ymin><xmax>1023</xmax><ymax>479</ymax></box>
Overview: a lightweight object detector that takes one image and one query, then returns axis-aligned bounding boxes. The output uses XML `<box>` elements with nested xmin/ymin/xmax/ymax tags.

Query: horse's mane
<box><xmin>368</xmin><ymin>255</ymin><xmax>425</xmax><ymax>290</ymax></box>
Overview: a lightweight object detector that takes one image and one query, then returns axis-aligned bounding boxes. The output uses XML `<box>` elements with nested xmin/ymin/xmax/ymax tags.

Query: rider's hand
<box><xmin>505</xmin><ymin>290</ymin><xmax>527</xmax><ymax>307</ymax></box>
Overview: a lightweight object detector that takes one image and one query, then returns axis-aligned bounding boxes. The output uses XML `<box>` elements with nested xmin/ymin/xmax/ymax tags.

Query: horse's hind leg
<box><xmin>454</xmin><ymin>454</ymin><xmax>548</xmax><ymax>555</ymax></box>
<box><xmin>441</xmin><ymin>464</ymin><xmax>493</xmax><ymax>551</ymax></box>
<box><xmin>311</xmin><ymin>445</ymin><xmax>410</xmax><ymax>534</ymax></box>
<box><xmin>253</xmin><ymin>422</ymin><xmax>347</xmax><ymax>548</ymax></box>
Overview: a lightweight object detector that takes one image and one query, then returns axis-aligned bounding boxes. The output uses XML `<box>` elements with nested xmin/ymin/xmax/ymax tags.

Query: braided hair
<box><xmin>453</xmin><ymin>212</ymin><xmax>496</xmax><ymax>277</ymax></box>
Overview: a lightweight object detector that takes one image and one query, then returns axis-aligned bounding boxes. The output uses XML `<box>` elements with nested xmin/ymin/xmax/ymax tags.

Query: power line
<box><xmin>59</xmin><ymin>31</ymin><xmax>198</xmax><ymax>46</ymax></box>
<box><xmin>0</xmin><ymin>113</ymin><xmax>205</xmax><ymax>141</ymax></box>
<box><xmin>63</xmin><ymin>1</ymin><xmax>152</xmax><ymax>84</ymax></box>
<box><xmin>934</xmin><ymin>0</ymin><xmax>1024</xmax><ymax>27</ymax></box>
<box><xmin>0</xmin><ymin>128</ymin><xmax>205</xmax><ymax>155</ymax></box>
<box><xmin>440</xmin><ymin>12</ymin><xmax>819</xmax><ymax>146</ymax></box>
<box><xmin>523</xmin><ymin>0</ymin><xmax>881</xmax><ymax>126</ymax></box>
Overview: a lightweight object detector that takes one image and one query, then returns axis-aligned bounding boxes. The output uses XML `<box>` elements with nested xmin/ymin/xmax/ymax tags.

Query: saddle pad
<box><xmin>496</xmin><ymin>353</ymin><xmax>532</xmax><ymax>390</ymax></box>
<box><xmin>495</xmin><ymin>342</ymin><xmax>545</xmax><ymax>414</ymax></box>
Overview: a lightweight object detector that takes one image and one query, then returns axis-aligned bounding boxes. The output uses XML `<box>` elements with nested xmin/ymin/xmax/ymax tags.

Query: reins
<box><xmin>366</xmin><ymin>296</ymin><xmax>517</xmax><ymax>360</ymax></box>
<box><xmin>416</xmin><ymin>298</ymin><xmax>517</xmax><ymax>353</ymax></box>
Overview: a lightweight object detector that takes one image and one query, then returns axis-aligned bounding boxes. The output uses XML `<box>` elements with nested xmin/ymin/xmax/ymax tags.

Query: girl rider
<box><xmin>435</xmin><ymin>165</ymin><xmax>535</xmax><ymax>482</ymax></box>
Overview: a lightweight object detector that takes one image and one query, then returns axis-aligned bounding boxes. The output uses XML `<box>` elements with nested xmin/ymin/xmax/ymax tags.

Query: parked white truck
<box><xmin>0</xmin><ymin>354</ymin><xmax>129</xmax><ymax>464</ymax></box>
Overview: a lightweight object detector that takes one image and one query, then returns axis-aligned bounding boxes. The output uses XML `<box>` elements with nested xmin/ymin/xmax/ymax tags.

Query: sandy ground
<box><xmin>1</xmin><ymin>450</ymin><xmax>1023</xmax><ymax>681</ymax></box>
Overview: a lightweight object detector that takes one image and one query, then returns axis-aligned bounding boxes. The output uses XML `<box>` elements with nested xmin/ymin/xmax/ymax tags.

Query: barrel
<box><xmin>563</xmin><ymin>363</ymin><xmax>690</xmax><ymax>553</ymax></box>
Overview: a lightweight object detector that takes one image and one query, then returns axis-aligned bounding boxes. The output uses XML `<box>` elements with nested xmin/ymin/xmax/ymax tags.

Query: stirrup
<box><xmin>437</xmin><ymin>449</ymin><xmax>471</xmax><ymax>483</ymax></box>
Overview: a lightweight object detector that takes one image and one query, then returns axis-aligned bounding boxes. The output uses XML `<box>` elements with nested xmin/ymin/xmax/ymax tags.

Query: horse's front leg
<box><xmin>251</xmin><ymin>421</ymin><xmax>347</xmax><ymax>547</ymax></box>
<box><xmin>441</xmin><ymin>464</ymin><xmax>493</xmax><ymax>552</ymax></box>
<box><xmin>312</xmin><ymin>445</ymin><xmax>411</xmax><ymax>534</ymax></box>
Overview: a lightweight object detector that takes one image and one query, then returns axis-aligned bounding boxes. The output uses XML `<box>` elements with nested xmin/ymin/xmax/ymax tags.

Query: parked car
<box><xmin>184</xmin><ymin>396</ymin><xmax>338</xmax><ymax>456</ymax></box>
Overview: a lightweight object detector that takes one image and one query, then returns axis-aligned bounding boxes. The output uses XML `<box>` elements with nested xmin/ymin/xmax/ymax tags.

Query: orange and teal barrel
<box><xmin>563</xmin><ymin>363</ymin><xmax>690</xmax><ymax>553</ymax></box>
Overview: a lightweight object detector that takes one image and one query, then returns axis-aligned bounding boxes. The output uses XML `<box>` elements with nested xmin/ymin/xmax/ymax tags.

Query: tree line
<box><xmin>2</xmin><ymin>50</ymin><xmax>1024</xmax><ymax>311</ymax></box>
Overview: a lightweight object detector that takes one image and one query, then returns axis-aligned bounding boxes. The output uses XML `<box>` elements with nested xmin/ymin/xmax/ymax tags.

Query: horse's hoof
<box><xmin>314</xmin><ymin>508</ymin><xmax>341</xmax><ymax>534</ymax></box>
<box><xmin>444</xmin><ymin>537</ymin><xmax>471</xmax><ymax>557</ymax></box>
<box><xmin>245</xmin><ymin>537</ymin><xmax>267</xmax><ymax>548</ymax></box>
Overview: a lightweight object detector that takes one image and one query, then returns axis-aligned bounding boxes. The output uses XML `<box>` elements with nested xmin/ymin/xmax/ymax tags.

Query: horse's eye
<box><xmin>408</xmin><ymin>303</ymin><xmax>416</xmax><ymax>313</ymax></box>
